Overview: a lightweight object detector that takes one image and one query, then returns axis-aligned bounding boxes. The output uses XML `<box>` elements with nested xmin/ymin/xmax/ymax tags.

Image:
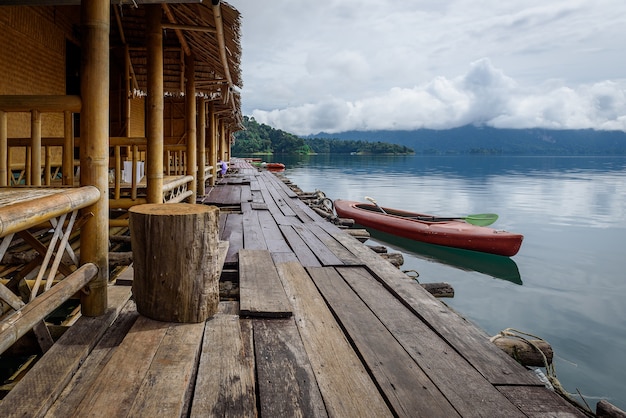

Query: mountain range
<box><xmin>308</xmin><ymin>126</ymin><xmax>626</xmax><ymax>155</ymax></box>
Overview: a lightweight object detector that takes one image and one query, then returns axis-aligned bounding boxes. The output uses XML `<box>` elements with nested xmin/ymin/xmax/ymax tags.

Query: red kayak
<box><xmin>334</xmin><ymin>199</ymin><xmax>523</xmax><ymax>256</ymax></box>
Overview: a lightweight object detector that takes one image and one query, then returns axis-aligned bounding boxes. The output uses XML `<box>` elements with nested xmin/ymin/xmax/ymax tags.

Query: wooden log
<box><xmin>367</xmin><ymin>245</ymin><xmax>388</xmax><ymax>254</ymax></box>
<box><xmin>597</xmin><ymin>400</ymin><xmax>626</xmax><ymax>418</ymax></box>
<box><xmin>380</xmin><ymin>252</ymin><xmax>404</xmax><ymax>267</ymax></box>
<box><xmin>129</xmin><ymin>203</ymin><xmax>221</xmax><ymax>323</ymax></box>
<box><xmin>346</xmin><ymin>228</ymin><xmax>370</xmax><ymax>242</ymax></box>
<box><xmin>334</xmin><ymin>217</ymin><xmax>355</xmax><ymax>227</ymax></box>
<box><xmin>420</xmin><ymin>282</ymin><xmax>455</xmax><ymax>298</ymax></box>
<box><xmin>491</xmin><ymin>336</ymin><xmax>553</xmax><ymax>367</ymax></box>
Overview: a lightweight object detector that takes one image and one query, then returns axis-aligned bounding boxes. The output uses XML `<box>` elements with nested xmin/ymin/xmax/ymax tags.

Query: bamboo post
<box><xmin>0</xmin><ymin>111</ymin><xmax>6</xmax><ymax>186</ymax></box>
<box><xmin>208</xmin><ymin>101</ymin><xmax>217</xmax><ymax>186</ymax></box>
<box><xmin>31</xmin><ymin>110</ymin><xmax>41</xmax><ymax>186</ymax></box>
<box><xmin>129</xmin><ymin>203</ymin><xmax>221</xmax><ymax>322</ymax></box>
<box><xmin>114</xmin><ymin>145</ymin><xmax>121</xmax><ymax>200</ymax></box>
<box><xmin>185</xmin><ymin>53</ymin><xmax>197</xmax><ymax>203</ymax></box>
<box><xmin>79</xmin><ymin>0</ymin><xmax>110</xmax><ymax>317</ymax></box>
<box><xmin>124</xmin><ymin>44</ymin><xmax>131</xmax><ymax>137</ymax></box>
<box><xmin>63</xmin><ymin>110</ymin><xmax>74</xmax><ymax>185</ymax></box>
<box><xmin>146</xmin><ymin>5</ymin><xmax>164</xmax><ymax>204</ymax></box>
<box><xmin>44</xmin><ymin>146</ymin><xmax>51</xmax><ymax>185</ymax></box>
<box><xmin>197</xmin><ymin>98</ymin><xmax>206</xmax><ymax>195</ymax></box>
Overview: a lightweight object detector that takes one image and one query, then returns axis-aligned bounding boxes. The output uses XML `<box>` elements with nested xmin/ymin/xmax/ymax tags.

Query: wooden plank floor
<box><xmin>0</xmin><ymin>159</ymin><xmax>586</xmax><ymax>417</ymax></box>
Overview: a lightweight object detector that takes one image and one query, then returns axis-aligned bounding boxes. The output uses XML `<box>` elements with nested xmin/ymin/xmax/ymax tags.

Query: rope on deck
<box><xmin>490</xmin><ymin>328</ymin><xmax>593</xmax><ymax>414</ymax></box>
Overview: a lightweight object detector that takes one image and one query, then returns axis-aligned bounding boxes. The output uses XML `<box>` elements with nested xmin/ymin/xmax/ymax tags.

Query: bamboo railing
<box><xmin>0</xmin><ymin>95</ymin><xmax>80</xmax><ymax>187</ymax></box>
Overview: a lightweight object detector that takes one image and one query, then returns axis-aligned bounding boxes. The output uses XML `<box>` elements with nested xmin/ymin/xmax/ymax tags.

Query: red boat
<box><xmin>333</xmin><ymin>199</ymin><xmax>523</xmax><ymax>256</ymax></box>
<box><xmin>264</xmin><ymin>162</ymin><xmax>285</xmax><ymax>170</ymax></box>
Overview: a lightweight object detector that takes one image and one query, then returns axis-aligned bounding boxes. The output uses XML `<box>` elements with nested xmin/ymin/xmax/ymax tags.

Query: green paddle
<box><xmin>364</xmin><ymin>196</ymin><xmax>498</xmax><ymax>226</ymax></box>
<box><xmin>415</xmin><ymin>213</ymin><xmax>499</xmax><ymax>226</ymax></box>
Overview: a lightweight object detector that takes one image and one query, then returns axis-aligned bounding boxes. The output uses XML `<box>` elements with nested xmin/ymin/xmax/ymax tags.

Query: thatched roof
<box><xmin>0</xmin><ymin>1</ymin><xmax>243</xmax><ymax>129</ymax></box>
<box><xmin>111</xmin><ymin>2</ymin><xmax>243</xmax><ymax>128</ymax></box>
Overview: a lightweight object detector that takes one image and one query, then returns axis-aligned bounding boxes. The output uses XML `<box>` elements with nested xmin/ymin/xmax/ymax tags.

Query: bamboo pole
<box><xmin>124</xmin><ymin>45</ymin><xmax>131</xmax><ymax>136</ymax></box>
<box><xmin>0</xmin><ymin>111</ymin><xmax>6</xmax><ymax>186</ymax></box>
<box><xmin>197</xmin><ymin>98</ymin><xmax>206</xmax><ymax>196</ymax></box>
<box><xmin>185</xmin><ymin>53</ymin><xmax>197</xmax><ymax>203</ymax></box>
<box><xmin>208</xmin><ymin>102</ymin><xmax>217</xmax><ymax>186</ymax></box>
<box><xmin>219</xmin><ymin>119</ymin><xmax>227</xmax><ymax>161</ymax></box>
<box><xmin>63</xmin><ymin>111</ymin><xmax>74</xmax><ymax>185</ymax></box>
<box><xmin>31</xmin><ymin>110</ymin><xmax>42</xmax><ymax>186</ymax></box>
<box><xmin>146</xmin><ymin>4</ymin><xmax>164</xmax><ymax>204</ymax></box>
<box><xmin>79</xmin><ymin>0</ymin><xmax>109</xmax><ymax>317</ymax></box>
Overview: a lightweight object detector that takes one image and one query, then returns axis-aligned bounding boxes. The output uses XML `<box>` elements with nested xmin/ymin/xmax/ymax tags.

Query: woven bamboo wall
<box><xmin>164</xmin><ymin>98</ymin><xmax>186</xmax><ymax>144</ymax></box>
<box><xmin>0</xmin><ymin>6</ymin><xmax>74</xmax><ymax>139</ymax></box>
<box><xmin>129</xmin><ymin>97</ymin><xmax>146</xmax><ymax>138</ymax></box>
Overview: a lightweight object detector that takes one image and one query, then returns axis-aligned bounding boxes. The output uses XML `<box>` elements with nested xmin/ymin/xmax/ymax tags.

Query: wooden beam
<box><xmin>0</xmin><ymin>95</ymin><xmax>81</xmax><ymax>113</ymax></box>
<box><xmin>162</xmin><ymin>4</ymin><xmax>191</xmax><ymax>56</ymax></box>
<box><xmin>161</xmin><ymin>23</ymin><xmax>216</xmax><ymax>33</ymax></box>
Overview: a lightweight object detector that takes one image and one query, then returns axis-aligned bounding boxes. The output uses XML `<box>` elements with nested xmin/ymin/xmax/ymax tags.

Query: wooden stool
<box><xmin>129</xmin><ymin>203</ymin><xmax>221</xmax><ymax>323</ymax></box>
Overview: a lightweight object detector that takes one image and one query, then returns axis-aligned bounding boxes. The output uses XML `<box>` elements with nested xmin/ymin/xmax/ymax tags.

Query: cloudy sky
<box><xmin>230</xmin><ymin>0</ymin><xmax>626</xmax><ymax>135</ymax></box>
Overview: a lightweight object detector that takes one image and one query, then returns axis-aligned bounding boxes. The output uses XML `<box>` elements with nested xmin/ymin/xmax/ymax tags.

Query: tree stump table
<box><xmin>129</xmin><ymin>203</ymin><xmax>221</xmax><ymax>323</ymax></box>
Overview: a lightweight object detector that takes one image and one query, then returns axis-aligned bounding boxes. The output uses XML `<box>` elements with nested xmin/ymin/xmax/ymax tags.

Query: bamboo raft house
<box><xmin>0</xmin><ymin>1</ymin><xmax>622</xmax><ymax>417</ymax></box>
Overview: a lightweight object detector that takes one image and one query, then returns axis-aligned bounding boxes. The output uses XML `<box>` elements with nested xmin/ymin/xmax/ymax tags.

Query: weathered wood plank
<box><xmin>222</xmin><ymin>213</ymin><xmax>243</xmax><ymax>266</ymax></box>
<box><xmin>240</xmin><ymin>183</ymin><xmax>252</xmax><ymax>203</ymax></box>
<box><xmin>127</xmin><ymin>321</ymin><xmax>205</xmax><ymax>416</ymax></box>
<box><xmin>206</xmin><ymin>184</ymin><xmax>241</xmax><ymax>206</ymax></box>
<box><xmin>292</xmin><ymin>224</ymin><xmax>344</xmax><ymax>266</ymax></box>
<box><xmin>264</xmin><ymin>180</ymin><xmax>297</xmax><ymax>218</ymax></box>
<box><xmin>497</xmin><ymin>385</ymin><xmax>587</xmax><ymax>417</ymax></box>
<box><xmin>242</xmin><ymin>209</ymin><xmax>268</xmax><ymax>250</ymax></box>
<box><xmin>308</xmin><ymin>266</ymin><xmax>460</xmax><ymax>417</ymax></box>
<box><xmin>251</xmin><ymin>189</ymin><xmax>264</xmax><ymax>204</ymax></box>
<box><xmin>258</xmin><ymin>209</ymin><xmax>292</xmax><ymax>253</ymax></box>
<box><xmin>70</xmin><ymin>316</ymin><xmax>170</xmax><ymax>417</ymax></box>
<box><xmin>261</xmin><ymin>171</ymin><xmax>298</xmax><ymax>198</ymax></box>
<box><xmin>239</xmin><ymin>249</ymin><xmax>292</xmax><ymax>317</ymax></box>
<box><xmin>254</xmin><ymin>318</ymin><xmax>328</xmax><ymax>417</ymax></box>
<box><xmin>0</xmin><ymin>285</ymin><xmax>132</xmax><ymax>418</ymax></box>
<box><xmin>191</xmin><ymin>312</ymin><xmax>256</xmax><ymax>417</ymax></box>
<box><xmin>337</xmin><ymin>266</ymin><xmax>526</xmax><ymax>417</ymax></box>
<box><xmin>305</xmin><ymin>222</ymin><xmax>362</xmax><ymax>265</ymax></box>
<box><xmin>331</xmin><ymin>230</ymin><xmax>541</xmax><ymax>386</ymax></box>
<box><xmin>279</xmin><ymin>224</ymin><xmax>322</xmax><ymax>267</ymax></box>
<box><xmin>45</xmin><ymin>299</ymin><xmax>140</xmax><ymax>418</ymax></box>
<box><xmin>273</xmin><ymin>259</ymin><xmax>392</xmax><ymax>417</ymax></box>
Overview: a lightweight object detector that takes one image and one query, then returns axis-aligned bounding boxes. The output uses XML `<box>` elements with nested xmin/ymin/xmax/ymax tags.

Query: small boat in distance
<box><xmin>333</xmin><ymin>199</ymin><xmax>523</xmax><ymax>256</ymax></box>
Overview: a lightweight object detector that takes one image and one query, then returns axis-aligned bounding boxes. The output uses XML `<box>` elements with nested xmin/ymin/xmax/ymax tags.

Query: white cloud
<box><xmin>232</xmin><ymin>0</ymin><xmax>626</xmax><ymax>135</ymax></box>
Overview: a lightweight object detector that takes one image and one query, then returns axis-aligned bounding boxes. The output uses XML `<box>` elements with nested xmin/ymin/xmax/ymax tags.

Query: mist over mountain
<box><xmin>308</xmin><ymin>126</ymin><xmax>626</xmax><ymax>155</ymax></box>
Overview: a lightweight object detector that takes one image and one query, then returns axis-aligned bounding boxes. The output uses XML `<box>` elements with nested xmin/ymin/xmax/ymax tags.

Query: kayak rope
<box><xmin>490</xmin><ymin>328</ymin><xmax>592</xmax><ymax>413</ymax></box>
<box><xmin>402</xmin><ymin>269</ymin><xmax>420</xmax><ymax>282</ymax></box>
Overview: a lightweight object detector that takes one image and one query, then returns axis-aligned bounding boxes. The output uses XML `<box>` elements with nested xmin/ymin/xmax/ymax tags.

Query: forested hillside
<box><xmin>310</xmin><ymin>126</ymin><xmax>626</xmax><ymax>155</ymax></box>
<box><xmin>232</xmin><ymin>116</ymin><xmax>414</xmax><ymax>155</ymax></box>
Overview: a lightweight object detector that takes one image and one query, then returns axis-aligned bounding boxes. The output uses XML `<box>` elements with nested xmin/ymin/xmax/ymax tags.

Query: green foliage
<box><xmin>233</xmin><ymin>116</ymin><xmax>414</xmax><ymax>155</ymax></box>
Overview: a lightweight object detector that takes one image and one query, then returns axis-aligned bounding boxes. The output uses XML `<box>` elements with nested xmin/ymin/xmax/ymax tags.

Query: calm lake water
<box><xmin>270</xmin><ymin>154</ymin><xmax>626</xmax><ymax>411</ymax></box>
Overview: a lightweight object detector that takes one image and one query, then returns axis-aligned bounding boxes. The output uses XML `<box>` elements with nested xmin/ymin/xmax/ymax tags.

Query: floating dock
<box><xmin>0</xmin><ymin>159</ymin><xmax>585</xmax><ymax>417</ymax></box>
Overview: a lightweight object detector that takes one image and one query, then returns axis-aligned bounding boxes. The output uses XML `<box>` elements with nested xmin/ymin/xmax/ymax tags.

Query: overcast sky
<box><xmin>230</xmin><ymin>0</ymin><xmax>626</xmax><ymax>135</ymax></box>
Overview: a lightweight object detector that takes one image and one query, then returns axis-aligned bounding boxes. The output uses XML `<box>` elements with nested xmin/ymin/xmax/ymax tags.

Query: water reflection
<box><xmin>366</xmin><ymin>229</ymin><xmax>522</xmax><ymax>285</ymax></box>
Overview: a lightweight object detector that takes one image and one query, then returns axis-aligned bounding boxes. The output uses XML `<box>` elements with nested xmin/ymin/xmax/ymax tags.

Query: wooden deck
<box><xmin>0</xmin><ymin>159</ymin><xmax>585</xmax><ymax>417</ymax></box>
